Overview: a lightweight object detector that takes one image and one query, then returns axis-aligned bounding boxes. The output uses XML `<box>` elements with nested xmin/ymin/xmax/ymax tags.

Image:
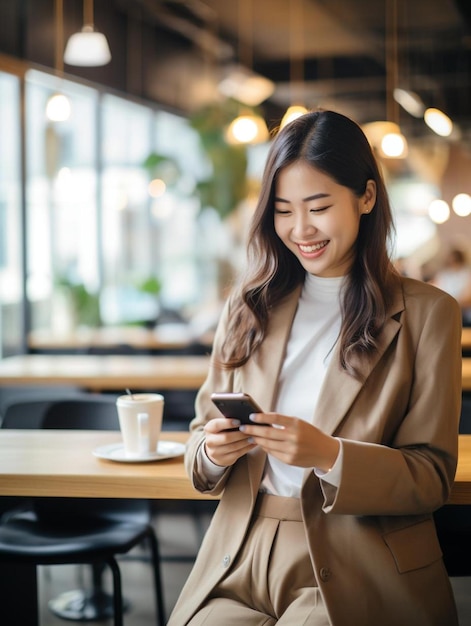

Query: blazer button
<box><xmin>223</xmin><ymin>555</ymin><xmax>231</xmax><ymax>568</ymax></box>
<box><xmin>319</xmin><ymin>567</ymin><xmax>332</xmax><ymax>582</ymax></box>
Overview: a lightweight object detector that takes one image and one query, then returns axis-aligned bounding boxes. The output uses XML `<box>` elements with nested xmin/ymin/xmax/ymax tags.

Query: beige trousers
<box><xmin>186</xmin><ymin>494</ymin><xmax>331</xmax><ymax>626</ymax></box>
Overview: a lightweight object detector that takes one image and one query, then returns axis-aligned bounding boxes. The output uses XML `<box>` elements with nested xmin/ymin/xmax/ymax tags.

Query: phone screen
<box><xmin>210</xmin><ymin>392</ymin><xmax>267</xmax><ymax>426</ymax></box>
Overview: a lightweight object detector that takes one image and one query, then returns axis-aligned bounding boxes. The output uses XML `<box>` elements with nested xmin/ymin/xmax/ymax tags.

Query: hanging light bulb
<box><xmin>362</xmin><ymin>120</ymin><xmax>408</xmax><ymax>159</ymax></box>
<box><xmin>46</xmin><ymin>93</ymin><xmax>72</xmax><ymax>121</ymax></box>
<box><xmin>226</xmin><ymin>0</ymin><xmax>269</xmax><ymax>145</ymax></box>
<box><xmin>280</xmin><ymin>0</ymin><xmax>308</xmax><ymax>130</ymax></box>
<box><xmin>452</xmin><ymin>193</ymin><xmax>471</xmax><ymax>217</ymax></box>
<box><xmin>428</xmin><ymin>199</ymin><xmax>450</xmax><ymax>224</ymax></box>
<box><xmin>64</xmin><ymin>0</ymin><xmax>111</xmax><ymax>66</ymax></box>
<box><xmin>225</xmin><ymin>112</ymin><xmax>269</xmax><ymax>144</ymax></box>
<box><xmin>280</xmin><ymin>105</ymin><xmax>308</xmax><ymax>129</ymax></box>
<box><xmin>365</xmin><ymin>0</ymin><xmax>408</xmax><ymax>159</ymax></box>
<box><xmin>218</xmin><ymin>65</ymin><xmax>274</xmax><ymax>106</ymax></box>
<box><xmin>381</xmin><ymin>127</ymin><xmax>408</xmax><ymax>158</ymax></box>
<box><xmin>46</xmin><ymin>0</ymin><xmax>71</xmax><ymax>122</ymax></box>
<box><xmin>393</xmin><ymin>88</ymin><xmax>425</xmax><ymax>118</ymax></box>
<box><xmin>424</xmin><ymin>108</ymin><xmax>453</xmax><ymax>137</ymax></box>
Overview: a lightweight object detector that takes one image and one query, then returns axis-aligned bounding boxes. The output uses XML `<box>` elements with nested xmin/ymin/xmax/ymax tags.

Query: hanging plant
<box><xmin>142</xmin><ymin>152</ymin><xmax>181</xmax><ymax>187</ymax></box>
<box><xmin>189</xmin><ymin>99</ymin><xmax>249</xmax><ymax>219</ymax></box>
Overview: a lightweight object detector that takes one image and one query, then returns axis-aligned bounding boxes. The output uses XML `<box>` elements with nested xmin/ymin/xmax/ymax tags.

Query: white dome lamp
<box><xmin>64</xmin><ymin>0</ymin><xmax>111</xmax><ymax>67</ymax></box>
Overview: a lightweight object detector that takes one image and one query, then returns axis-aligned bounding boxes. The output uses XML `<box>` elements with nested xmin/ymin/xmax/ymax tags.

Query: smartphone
<box><xmin>210</xmin><ymin>392</ymin><xmax>267</xmax><ymax>426</ymax></box>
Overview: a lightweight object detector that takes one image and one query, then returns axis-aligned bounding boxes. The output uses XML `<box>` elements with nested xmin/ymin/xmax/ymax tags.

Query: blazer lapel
<box><xmin>241</xmin><ymin>279</ymin><xmax>405</xmax><ymax>437</ymax></box>
<box><xmin>243</xmin><ymin>286</ymin><xmax>302</xmax><ymax>412</ymax></box>
<box><xmin>312</xmin><ymin>284</ymin><xmax>405</xmax><ymax>436</ymax></box>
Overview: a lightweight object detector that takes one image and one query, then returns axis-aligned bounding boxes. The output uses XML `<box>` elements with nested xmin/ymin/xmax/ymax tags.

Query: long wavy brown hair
<box><xmin>220</xmin><ymin>110</ymin><xmax>399</xmax><ymax>378</ymax></box>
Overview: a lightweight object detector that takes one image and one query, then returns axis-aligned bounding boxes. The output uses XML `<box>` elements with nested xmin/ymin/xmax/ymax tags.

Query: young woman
<box><xmin>168</xmin><ymin>110</ymin><xmax>462</xmax><ymax>626</ymax></box>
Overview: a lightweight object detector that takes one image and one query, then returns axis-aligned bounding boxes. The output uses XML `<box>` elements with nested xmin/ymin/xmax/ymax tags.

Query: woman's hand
<box><xmin>240</xmin><ymin>413</ymin><xmax>340</xmax><ymax>472</ymax></box>
<box><xmin>203</xmin><ymin>418</ymin><xmax>257</xmax><ymax>467</ymax></box>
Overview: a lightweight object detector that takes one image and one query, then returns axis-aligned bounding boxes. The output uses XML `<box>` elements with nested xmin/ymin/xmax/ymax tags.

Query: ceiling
<box><xmin>0</xmin><ymin>0</ymin><xmax>469</xmax><ymax>142</ymax></box>
<box><xmin>111</xmin><ymin>0</ymin><xmax>471</xmax><ymax>140</ymax></box>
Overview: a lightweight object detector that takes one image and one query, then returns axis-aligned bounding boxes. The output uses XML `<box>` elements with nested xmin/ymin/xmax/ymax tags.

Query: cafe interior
<box><xmin>1</xmin><ymin>0</ymin><xmax>471</xmax><ymax>624</ymax></box>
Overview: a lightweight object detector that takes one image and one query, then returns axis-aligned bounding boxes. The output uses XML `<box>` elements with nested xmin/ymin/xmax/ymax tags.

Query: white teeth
<box><xmin>299</xmin><ymin>241</ymin><xmax>328</xmax><ymax>253</ymax></box>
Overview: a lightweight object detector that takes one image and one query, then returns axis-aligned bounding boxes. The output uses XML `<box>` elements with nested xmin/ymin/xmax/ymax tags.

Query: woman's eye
<box><xmin>309</xmin><ymin>205</ymin><xmax>330</xmax><ymax>213</ymax></box>
<box><xmin>274</xmin><ymin>207</ymin><xmax>291</xmax><ymax>215</ymax></box>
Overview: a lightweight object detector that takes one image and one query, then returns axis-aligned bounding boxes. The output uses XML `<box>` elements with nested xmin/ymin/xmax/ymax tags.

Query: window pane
<box><xmin>100</xmin><ymin>94</ymin><xmax>156</xmax><ymax>325</ymax></box>
<box><xmin>25</xmin><ymin>70</ymin><xmax>99</xmax><ymax>331</ymax></box>
<box><xmin>0</xmin><ymin>71</ymin><xmax>22</xmax><ymax>356</ymax></box>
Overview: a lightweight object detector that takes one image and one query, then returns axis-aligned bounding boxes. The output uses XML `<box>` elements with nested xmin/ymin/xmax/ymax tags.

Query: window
<box><xmin>25</xmin><ymin>70</ymin><xmax>98</xmax><ymax>330</ymax></box>
<box><xmin>0</xmin><ymin>71</ymin><xmax>22</xmax><ymax>357</ymax></box>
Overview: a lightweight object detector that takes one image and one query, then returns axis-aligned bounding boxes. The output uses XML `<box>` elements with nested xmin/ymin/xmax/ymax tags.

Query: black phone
<box><xmin>210</xmin><ymin>392</ymin><xmax>267</xmax><ymax>426</ymax></box>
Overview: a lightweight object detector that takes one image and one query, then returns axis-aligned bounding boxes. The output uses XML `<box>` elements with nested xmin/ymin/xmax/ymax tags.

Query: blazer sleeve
<box><xmin>184</xmin><ymin>298</ymin><xmax>235</xmax><ymax>495</ymax></box>
<box><xmin>319</xmin><ymin>289</ymin><xmax>462</xmax><ymax>516</ymax></box>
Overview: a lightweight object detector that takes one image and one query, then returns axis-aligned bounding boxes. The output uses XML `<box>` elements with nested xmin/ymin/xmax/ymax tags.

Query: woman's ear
<box><xmin>361</xmin><ymin>179</ymin><xmax>377</xmax><ymax>214</ymax></box>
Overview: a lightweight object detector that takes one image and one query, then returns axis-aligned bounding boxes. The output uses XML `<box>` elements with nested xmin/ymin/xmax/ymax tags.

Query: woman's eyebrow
<box><xmin>303</xmin><ymin>193</ymin><xmax>331</xmax><ymax>202</ymax></box>
<box><xmin>274</xmin><ymin>193</ymin><xmax>331</xmax><ymax>203</ymax></box>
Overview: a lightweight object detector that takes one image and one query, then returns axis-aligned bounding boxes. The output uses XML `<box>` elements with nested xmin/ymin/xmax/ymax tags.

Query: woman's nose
<box><xmin>292</xmin><ymin>214</ymin><xmax>317</xmax><ymax>237</ymax></box>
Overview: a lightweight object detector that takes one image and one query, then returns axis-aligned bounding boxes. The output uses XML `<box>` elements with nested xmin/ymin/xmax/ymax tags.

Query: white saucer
<box><xmin>93</xmin><ymin>440</ymin><xmax>185</xmax><ymax>463</ymax></box>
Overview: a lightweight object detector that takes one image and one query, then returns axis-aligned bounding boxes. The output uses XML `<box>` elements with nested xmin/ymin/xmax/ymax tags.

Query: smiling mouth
<box><xmin>298</xmin><ymin>241</ymin><xmax>329</xmax><ymax>253</ymax></box>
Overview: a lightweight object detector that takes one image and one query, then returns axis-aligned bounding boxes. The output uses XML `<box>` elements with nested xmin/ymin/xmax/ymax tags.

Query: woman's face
<box><xmin>274</xmin><ymin>161</ymin><xmax>376</xmax><ymax>277</ymax></box>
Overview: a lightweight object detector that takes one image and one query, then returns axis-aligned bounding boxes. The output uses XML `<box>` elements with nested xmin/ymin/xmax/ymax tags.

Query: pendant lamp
<box><xmin>364</xmin><ymin>0</ymin><xmax>407</xmax><ymax>159</ymax></box>
<box><xmin>46</xmin><ymin>0</ymin><xmax>71</xmax><ymax>122</ymax></box>
<box><xmin>226</xmin><ymin>0</ymin><xmax>269</xmax><ymax>145</ymax></box>
<box><xmin>280</xmin><ymin>0</ymin><xmax>308</xmax><ymax>129</ymax></box>
<box><xmin>64</xmin><ymin>0</ymin><xmax>111</xmax><ymax>67</ymax></box>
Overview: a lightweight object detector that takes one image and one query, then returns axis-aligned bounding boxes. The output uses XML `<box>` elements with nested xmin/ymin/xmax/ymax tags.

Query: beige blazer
<box><xmin>168</xmin><ymin>277</ymin><xmax>462</xmax><ymax>626</ymax></box>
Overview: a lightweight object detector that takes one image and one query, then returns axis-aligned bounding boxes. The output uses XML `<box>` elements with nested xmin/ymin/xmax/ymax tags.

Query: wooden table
<box><xmin>26</xmin><ymin>325</ymin><xmax>471</xmax><ymax>353</ymax></box>
<box><xmin>0</xmin><ymin>430</ymin><xmax>214</xmax><ymax>626</ymax></box>
<box><xmin>1</xmin><ymin>430</ymin><xmax>471</xmax><ymax>624</ymax></box>
<box><xmin>462</xmin><ymin>358</ymin><xmax>471</xmax><ymax>391</ymax></box>
<box><xmin>0</xmin><ymin>354</ymin><xmax>470</xmax><ymax>392</ymax></box>
<box><xmin>0</xmin><ymin>354</ymin><xmax>210</xmax><ymax>391</ymax></box>
<box><xmin>28</xmin><ymin>325</ymin><xmax>213</xmax><ymax>353</ymax></box>
<box><xmin>0</xmin><ymin>429</ymin><xmax>468</xmax><ymax>504</ymax></box>
<box><xmin>462</xmin><ymin>327</ymin><xmax>471</xmax><ymax>351</ymax></box>
<box><xmin>0</xmin><ymin>430</ymin><xmax>214</xmax><ymax>500</ymax></box>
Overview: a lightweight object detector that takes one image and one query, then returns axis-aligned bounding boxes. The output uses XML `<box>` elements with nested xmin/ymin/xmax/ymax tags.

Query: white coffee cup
<box><xmin>116</xmin><ymin>393</ymin><xmax>164</xmax><ymax>458</ymax></box>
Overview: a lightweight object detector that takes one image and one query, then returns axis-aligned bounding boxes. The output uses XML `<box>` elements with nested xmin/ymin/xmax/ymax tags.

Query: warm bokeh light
<box><xmin>225</xmin><ymin>114</ymin><xmax>269</xmax><ymax>144</ymax></box>
<box><xmin>148</xmin><ymin>178</ymin><xmax>166</xmax><ymax>198</ymax></box>
<box><xmin>380</xmin><ymin>132</ymin><xmax>408</xmax><ymax>158</ymax></box>
<box><xmin>452</xmin><ymin>193</ymin><xmax>471</xmax><ymax>217</ymax></box>
<box><xmin>393</xmin><ymin>88</ymin><xmax>425</xmax><ymax>118</ymax></box>
<box><xmin>280</xmin><ymin>105</ymin><xmax>308</xmax><ymax>129</ymax></box>
<box><xmin>428</xmin><ymin>199</ymin><xmax>450</xmax><ymax>224</ymax></box>
<box><xmin>424</xmin><ymin>108</ymin><xmax>453</xmax><ymax>137</ymax></box>
<box><xmin>362</xmin><ymin>121</ymin><xmax>408</xmax><ymax>159</ymax></box>
<box><xmin>218</xmin><ymin>66</ymin><xmax>275</xmax><ymax>106</ymax></box>
<box><xmin>46</xmin><ymin>93</ymin><xmax>71</xmax><ymax>121</ymax></box>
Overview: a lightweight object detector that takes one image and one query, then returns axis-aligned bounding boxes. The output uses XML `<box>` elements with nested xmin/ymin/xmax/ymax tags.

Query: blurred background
<box><xmin>1</xmin><ymin>0</ymin><xmax>471</xmax><ymax>357</ymax></box>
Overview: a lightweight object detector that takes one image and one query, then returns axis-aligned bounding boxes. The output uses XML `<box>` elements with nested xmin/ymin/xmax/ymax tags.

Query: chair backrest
<box><xmin>0</xmin><ymin>399</ymin><xmax>57</xmax><ymax>517</ymax></box>
<box><xmin>42</xmin><ymin>395</ymin><xmax>120</xmax><ymax>430</ymax></box>
<box><xmin>39</xmin><ymin>393</ymin><xmax>148</xmax><ymax>523</ymax></box>
<box><xmin>1</xmin><ymin>399</ymin><xmax>55</xmax><ymax>429</ymax></box>
<box><xmin>459</xmin><ymin>395</ymin><xmax>471</xmax><ymax>434</ymax></box>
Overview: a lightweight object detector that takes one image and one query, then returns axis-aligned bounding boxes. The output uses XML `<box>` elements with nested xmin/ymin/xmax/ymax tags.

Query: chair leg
<box><xmin>106</xmin><ymin>557</ymin><xmax>124</xmax><ymax>626</ymax></box>
<box><xmin>48</xmin><ymin>562</ymin><xmax>130</xmax><ymax>621</ymax></box>
<box><xmin>146</xmin><ymin>528</ymin><xmax>166</xmax><ymax>624</ymax></box>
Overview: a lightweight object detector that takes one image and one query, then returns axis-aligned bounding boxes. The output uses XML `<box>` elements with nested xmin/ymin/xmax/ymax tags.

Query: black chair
<box><xmin>0</xmin><ymin>398</ymin><xmax>57</xmax><ymax>521</ymax></box>
<box><xmin>0</xmin><ymin>398</ymin><xmax>54</xmax><ymax>429</ymax></box>
<box><xmin>434</xmin><ymin>395</ymin><xmax>471</xmax><ymax>576</ymax></box>
<box><xmin>0</xmin><ymin>394</ymin><xmax>165</xmax><ymax>626</ymax></box>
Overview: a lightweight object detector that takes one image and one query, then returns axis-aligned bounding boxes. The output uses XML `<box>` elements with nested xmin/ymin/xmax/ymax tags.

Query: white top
<box><xmin>200</xmin><ymin>273</ymin><xmax>345</xmax><ymax>495</ymax></box>
<box><xmin>260</xmin><ymin>273</ymin><xmax>343</xmax><ymax>496</ymax></box>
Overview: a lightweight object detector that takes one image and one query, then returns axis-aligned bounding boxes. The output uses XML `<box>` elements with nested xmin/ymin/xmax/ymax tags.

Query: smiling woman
<box><xmin>274</xmin><ymin>163</ymin><xmax>376</xmax><ymax>278</ymax></box>
<box><xmin>168</xmin><ymin>110</ymin><xmax>462</xmax><ymax>626</ymax></box>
